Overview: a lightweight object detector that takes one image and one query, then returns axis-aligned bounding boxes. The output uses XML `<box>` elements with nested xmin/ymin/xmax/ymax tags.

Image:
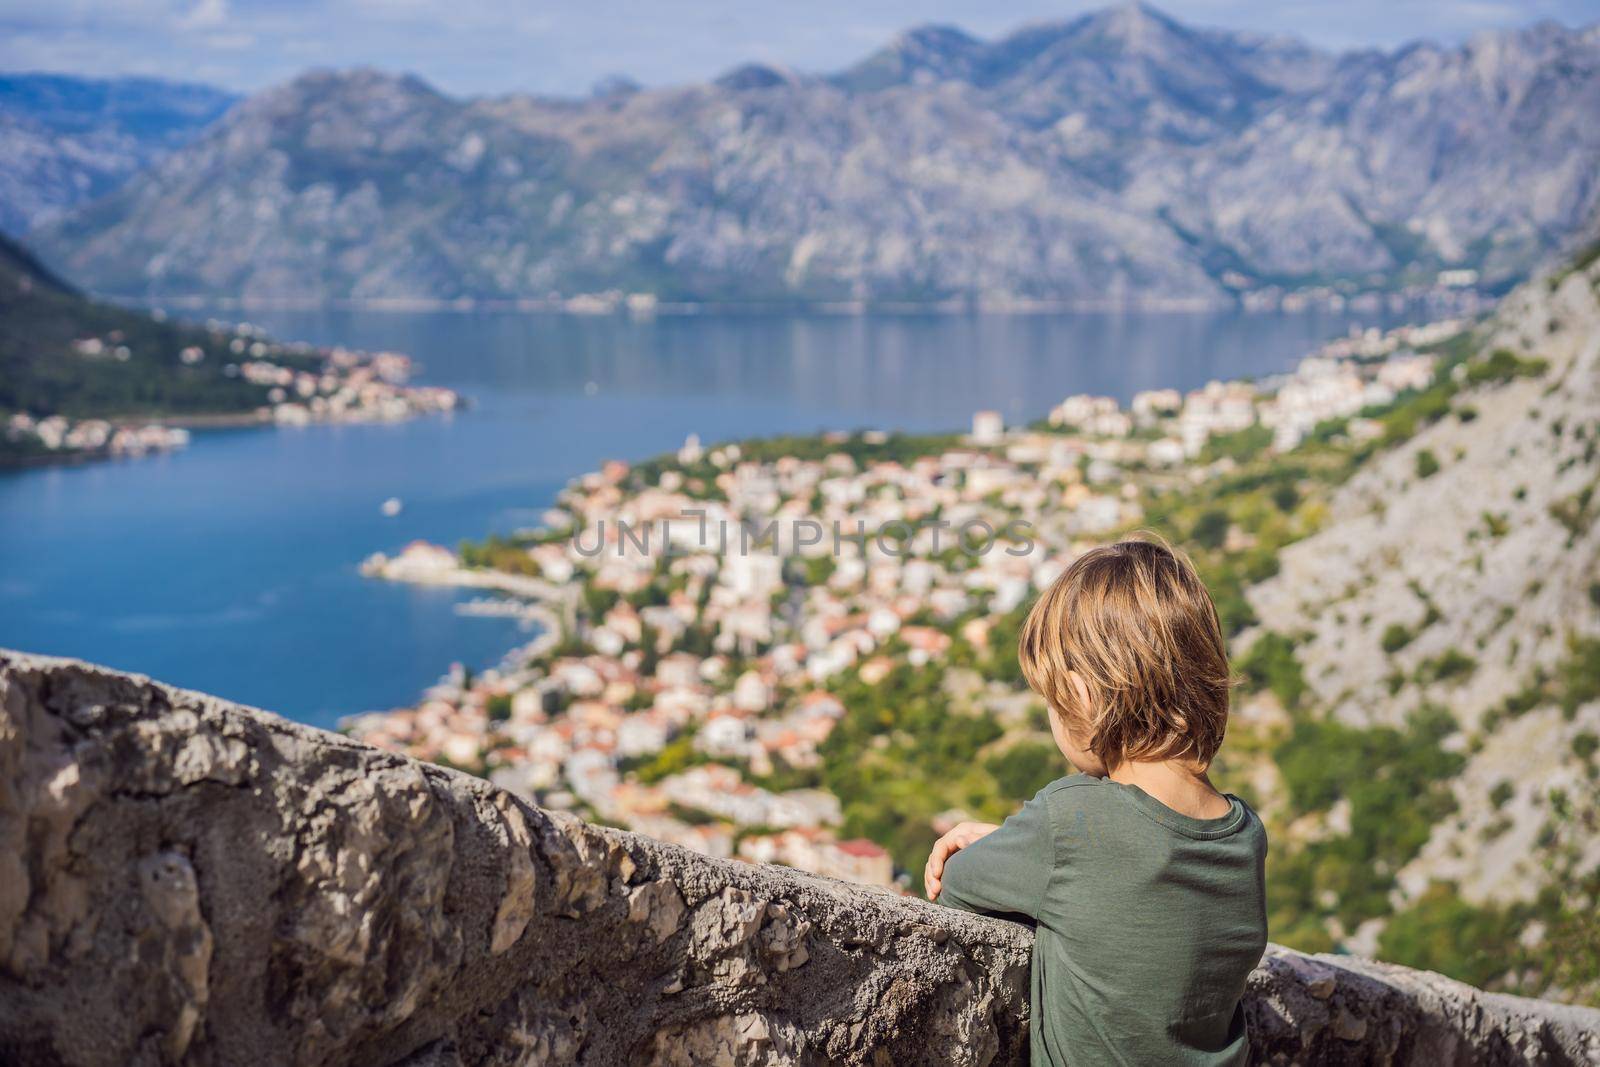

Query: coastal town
<box><xmin>1</xmin><ymin>413</ymin><xmax>192</xmax><ymax>458</ymax></box>
<box><xmin>351</xmin><ymin>316</ymin><xmax>1457</xmax><ymax>890</ymax></box>
<box><xmin>476</xmin><ymin>269</ymin><xmax>1492</xmax><ymax>319</ymax></box>
<box><xmin>2</xmin><ymin>321</ymin><xmax>459</xmax><ymax>463</ymax></box>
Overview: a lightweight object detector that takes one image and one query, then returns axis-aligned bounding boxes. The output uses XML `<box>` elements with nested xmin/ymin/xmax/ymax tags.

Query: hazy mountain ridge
<box><xmin>0</xmin><ymin>73</ymin><xmax>238</xmax><ymax>236</ymax></box>
<box><xmin>30</xmin><ymin>5</ymin><xmax>1600</xmax><ymax>305</ymax></box>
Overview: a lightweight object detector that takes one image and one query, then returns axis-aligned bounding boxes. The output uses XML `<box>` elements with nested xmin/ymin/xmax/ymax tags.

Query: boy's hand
<box><xmin>924</xmin><ymin>821</ymin><xmax>999</xmax><ymax>900</ymax></box>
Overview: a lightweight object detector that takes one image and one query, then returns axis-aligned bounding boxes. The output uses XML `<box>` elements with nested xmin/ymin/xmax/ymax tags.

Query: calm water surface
<box><xmin>1</xmin><ymin>306</ymin><xmax>1403</xmax><ymax>726</ymax></box>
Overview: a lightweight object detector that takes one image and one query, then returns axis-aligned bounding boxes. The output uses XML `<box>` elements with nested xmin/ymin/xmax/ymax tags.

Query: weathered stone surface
<box><xmin>1</xmin><ymin>650</ymin><xmax>1596</xmax><ymax>1066</ymax></box>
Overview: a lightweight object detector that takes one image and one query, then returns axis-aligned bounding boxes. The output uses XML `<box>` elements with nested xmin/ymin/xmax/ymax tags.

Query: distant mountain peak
<box><xmin>265</xmin><ymin>67</ymin><xmax>445</xmax><ymax>101</ymax></box>
<box><xmin>713</xmin><ymin>63</ymin><xmax>800</xmax><ymax>92</ymax></box>
<box><xmin>591</xmin><ymin>74</ymin><xmax>642</xmax><ymax>99</ymax></box>
<box><xmin>833</xmin><ymin>22</ymin><xmax>987</xmax><ymax>91</ymax></box>
<box><xmin>893</xmin><ymin>23</ymin><xmax>982</xmax><ymax>53</ymax></box>
<box><xmin>1086</xmin><ymin>0</ymin><xmax>1186</xmax><ymax>36</ymax></box>
<box><xmin>1055</xmin><ymin>0</ymin><xmax>1225</xmax><ymax>60</ymax></box>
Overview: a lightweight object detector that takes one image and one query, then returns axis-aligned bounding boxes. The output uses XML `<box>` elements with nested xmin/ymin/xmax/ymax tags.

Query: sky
<box><xmin>2</xmin><ymin>0</ymin><xmax>1598</xmax><ymax>97</ymax></box>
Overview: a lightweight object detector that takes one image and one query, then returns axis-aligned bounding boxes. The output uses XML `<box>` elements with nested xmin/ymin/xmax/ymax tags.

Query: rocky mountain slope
<box><xmin>0</xmin><ymin>74</ymin><xmax>237</xmax><ymax>236</ymax></box>
<box><xmin>1244</xmin><ymin>242</ymin><xmax>1600</xmax><ymax>942</ymax></box>
<box><xmin>4</xmin><ymin>650</ymin><xmax>1597</xmax><ymax>1065</ymax></box>
<box><xmin>32</xmin><ymin>5</ymin><xmax>1600</xmax><ymax>306</ymax></box>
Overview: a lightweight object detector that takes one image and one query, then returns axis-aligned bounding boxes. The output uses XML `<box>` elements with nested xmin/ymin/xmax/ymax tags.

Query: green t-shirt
<box><xmin>939</xmin><ymin>774</ymin><xmax>1268</xmax><ymax>1066</ymax></box>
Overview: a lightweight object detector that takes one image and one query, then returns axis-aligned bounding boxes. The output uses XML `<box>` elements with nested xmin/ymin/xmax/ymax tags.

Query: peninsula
<box><xmin>0</xmin><ymin>232</ymin><xmax>459</xmax><ymax>468</ymax></box>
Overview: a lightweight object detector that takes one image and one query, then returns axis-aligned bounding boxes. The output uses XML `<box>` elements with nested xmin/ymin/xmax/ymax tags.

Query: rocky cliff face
<box><xmin>31</xmin><ymin>6</ymin><xmax>1600</xmax><ymax>305</ymax></box>
<box><xmin>3</xmin><ymin>650</ymin><xmax>1596</xmax><ymax>1065</ymax></box>
<box><xmin>1246</xmin><ymin>248</ymin><xmax>1600</xmax><ymax>910</ymax></box>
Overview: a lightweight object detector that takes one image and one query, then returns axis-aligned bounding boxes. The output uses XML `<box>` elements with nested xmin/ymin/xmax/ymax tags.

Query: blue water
<box><xmin>0</xmin><ymin>306</ymin><xmax>1403</xmax><ymax>726</ymax></box>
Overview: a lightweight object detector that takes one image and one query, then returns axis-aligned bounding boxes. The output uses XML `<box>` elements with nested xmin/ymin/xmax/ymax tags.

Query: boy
<box><xmin>926</xmin><ymin>537</ymin><xmax>1267</xmax><ymax>1066</ymax></box>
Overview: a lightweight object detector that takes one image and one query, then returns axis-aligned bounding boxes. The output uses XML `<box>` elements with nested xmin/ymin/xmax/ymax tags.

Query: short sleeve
<box><xmin>937</xmin><ymin>786</ymin><xmax>1057</xmax><ymax>922</ymax></box>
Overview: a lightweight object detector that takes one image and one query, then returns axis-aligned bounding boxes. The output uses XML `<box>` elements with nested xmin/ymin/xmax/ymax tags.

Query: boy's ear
<box><xmin>1066</xmin><ymin>670</ymin><xmax>1092</xmax><ymax>714</ymax></box>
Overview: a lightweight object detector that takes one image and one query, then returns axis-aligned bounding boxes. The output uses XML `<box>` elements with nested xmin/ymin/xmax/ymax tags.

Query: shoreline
<box><xmin>356</xmin><ymin>552</ymin><xmax>570</xmax><ymax>720</ymax></box>
<box><xmin>115</xmin><ymin>288</ymin><xmax>1495</xmax><ymax>319</ymax></box>
<box><xmin>147</xmin><ymin>410</ymin><xmax>273</xmax><ymax>429</ymax></box>
<box><xmin>359</xmin><ymin>553</ymin><xmax>570</xmax><ymax>603</ymax></box>
<box><xmin>5</xmin><ymin>347</ymin><xmax>463</xmax><ymax>471</ymax></box>
<box><xmin>0</xmin><ymin>404</ymin><xmax>454</xmax><ymax>472</ymax></box>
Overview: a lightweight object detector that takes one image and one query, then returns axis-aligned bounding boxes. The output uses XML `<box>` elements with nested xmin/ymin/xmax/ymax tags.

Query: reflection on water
<box><xmin>237</xmin><ymin>306</ymin><xmax>1402</xmax><ymax>427</ymax></box>
<box><xmin>0</xmin><ymin>305</ymin><xmax>1406</xmax><ymax>725</ymax></box>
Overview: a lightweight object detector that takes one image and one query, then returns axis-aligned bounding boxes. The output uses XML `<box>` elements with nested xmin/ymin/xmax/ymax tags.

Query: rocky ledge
<box><xmin>1</xmin><ymin>651</ymin><xmax>1596</xmax><ymax>1066</ymax></box>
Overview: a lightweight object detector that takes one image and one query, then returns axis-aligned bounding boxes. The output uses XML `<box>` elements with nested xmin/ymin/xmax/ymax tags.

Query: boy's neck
<box><xmin>1107</xmin><ymin>758</ymin><xmax>1232</xmax><ymax>820</ymax></box>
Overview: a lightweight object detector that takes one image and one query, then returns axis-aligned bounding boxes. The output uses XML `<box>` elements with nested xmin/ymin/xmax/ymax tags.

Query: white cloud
<box><xmin>176</xmin><ymin>0</ymin><xmax>229</xmax><ymax>31</ymax></box>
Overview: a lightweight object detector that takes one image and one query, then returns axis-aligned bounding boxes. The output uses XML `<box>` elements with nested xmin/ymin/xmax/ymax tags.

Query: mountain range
<box><xmin>0</xmin><ymin>73</ymin><xmax>237</xmax><ymax>236</ymax></box>
<box><xmin>17</xmin><ymin>4</ymin><xmax>1600</xmax><ymax>306</ymax></box>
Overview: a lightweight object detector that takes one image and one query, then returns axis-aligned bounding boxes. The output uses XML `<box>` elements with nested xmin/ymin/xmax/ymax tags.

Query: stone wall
<box><xmin>1</xmin><ymin>650</ymin><xmax>1596</xmax><ymax>1066</ymax></box>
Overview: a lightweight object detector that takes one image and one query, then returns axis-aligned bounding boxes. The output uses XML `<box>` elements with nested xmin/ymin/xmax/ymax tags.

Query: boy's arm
<box><xmin>933</xmin><ymin>788</ymin><xmax>1056</xmax><ymax>922</ymax></box>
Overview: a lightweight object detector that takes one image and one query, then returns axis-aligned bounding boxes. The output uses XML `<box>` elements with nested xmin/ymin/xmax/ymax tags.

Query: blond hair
<box><xmin>1018</xmin><ymin>535</ymin><xmax>1230</xmax><ymax>768</ymax></box>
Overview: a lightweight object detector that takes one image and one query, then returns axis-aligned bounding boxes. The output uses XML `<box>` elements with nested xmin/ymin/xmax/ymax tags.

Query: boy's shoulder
<box><xmin>1038</xmin><ymin>772</ymin><xmax>1104</xmax><ymax>795</ymax></box>
<box><xmin>1024</xmin><ymin>775</ymin><xmax>1125</xmax><ymax>847</ymax></box>
<box><xmin>1033</xmin><ymin>772</ymin><xmax>1116</xmax><ymax>811</ymax></box>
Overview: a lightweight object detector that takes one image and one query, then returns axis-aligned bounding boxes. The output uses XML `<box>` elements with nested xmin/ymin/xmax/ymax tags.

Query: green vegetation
<box><xmin>1418</xmin><ymin>648</ymin><xmax>1478</xmax><ymax>686</ymax></box>
<box><xmin>1200</xmin><ymin>423</ymin><xmax>1273</xmax><ymax>464</ymax></box>
<box><xmin>0</xmin><ymin>234</ymin><xmax>309</xmax><ymax>452</ymax></box>
<box><xmin>817</xmin><ymin>660</ymin><xmax>1061</xmax><ymax>891</ymax></box>
<box><xmin>1414</xmin><ymin>449</ymin><xmax>1440</xmax><ymax>479</ymax></box>
<box><xmin>628</xmin><ymin>733</ymin><xmax>707</xmax><ymax>785</ymax></box>
<box><xmin>1268</xmin><ymin>706</ymin><xmax>1465</xmax><ymax>944</ymax></box>
<box><xmin>1381</xmin><ymin>622</ymin><xmax>1415</xmax><ymax>653</ymax></box>
<box><xmin>1237</xmin><ymin>631</ymin><xmax>1307</xmax><ymax>709</ymax></box>
<box><xmin>986</xmin><ymin>740</ymin><xmax>1064</xmax><ymax>801</ymax></box>
<box><xmin>980</xmin><ymin>599</ymin><xmax>1030</xmax><ymax>686</ymax></box>
<box><xmin>1575</xmin><ymin>732</ymin><xmax>1599</xmax><ymax>763</ymax></box>
<box><xmin>1547</xmin><ymin>236</ymin><xmax>1600</xmax><ymax>289</ymax></box>
<box><xmin>1377</xmin><ymin>882</ymin><xmax>1529</xmax><ymax>990</ymax></box>
<box><xmin>1549</xmin><ymin>479</ymin><xmax>1597</xmax><ymax>541</ymax></box>
<box><xmin>1376</xmin><ymin>381</ymin><xmax>1457</xmax><ymax>449</ymax></box>
<box><xmin>1139</xmin><ymin>460</ymin><xmax>1309</xmax><ymax>635</ymax></box>
<box><xmin>1465</xmin><ymin>348</ymin><xmax>1549</xmax><ymax>386</ymax></box>
<box><xmin>1376</xmin><ymin>779</ymin><xmax>1600</xmax><ymax>1003</ymax></box>
<box><xmin>1190</xmin><ymin>508</ymin><xmax>1231</xmax><ymax>550</ymax></box>
<box><xmin>1485</xmin><ymin>636</ymin><xmax>1600</xmax><ymax>728</ymax></box>
<box><xmin>458</xmin><ymin>534</ymin><xmax>542</xmax><ymax>575</ymax></box>
<box><xmin>1553</xmin><ymin>636</ymin><xmax>1600</xmax><ymax>717</ymax></box>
